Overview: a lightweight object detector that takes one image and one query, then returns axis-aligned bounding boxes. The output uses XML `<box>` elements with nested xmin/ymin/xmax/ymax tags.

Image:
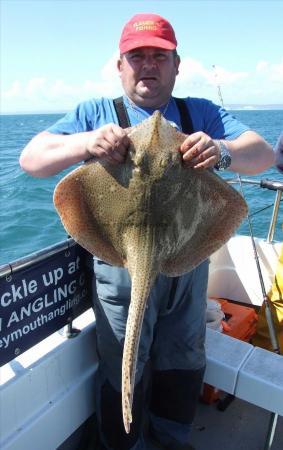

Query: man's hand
<box><xmin>85</xmin><ymin>123</ymin><xmax>130</xmax><ymax>164</ymax></box>
<box><xmin>179</xmin><ymin>132</ymin><xmax>220</xmax><ymax>169</ymax></box>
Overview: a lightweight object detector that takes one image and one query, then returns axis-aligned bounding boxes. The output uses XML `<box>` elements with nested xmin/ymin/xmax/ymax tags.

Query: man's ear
<box><xmin>175</xmin><ymin>55</ymin><xmax>181</xmax><ymax>75</ymax></box>
<box><xmin>117</xmin><ymin>57</ymin><xmax>122</xmax><ymax>75</ymax></box>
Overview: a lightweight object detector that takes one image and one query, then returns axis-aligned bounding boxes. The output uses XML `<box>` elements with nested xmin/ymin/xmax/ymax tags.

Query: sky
<box><xmin>1</xmin><ymin>0</ymin><xmax>283</xmax><ymax>113</ymax></box>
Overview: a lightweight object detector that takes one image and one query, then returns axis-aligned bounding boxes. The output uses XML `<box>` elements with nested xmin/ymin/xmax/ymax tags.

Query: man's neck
<box><xmin>125</xmin><ymin>95</ymin><xmax>172</xmax><ymax>110</ymax></box>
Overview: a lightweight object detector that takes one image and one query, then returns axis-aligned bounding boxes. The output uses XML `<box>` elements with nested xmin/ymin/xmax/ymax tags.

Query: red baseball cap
<box><xmin>119</xmin><ymin>13</ymin><xmax>177</xmax><ymax>53</ymax></box>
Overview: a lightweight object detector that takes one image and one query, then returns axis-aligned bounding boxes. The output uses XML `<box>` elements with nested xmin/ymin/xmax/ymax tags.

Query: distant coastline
<box><xmin>226</xmin><ymin>104</ymin><xmax>283</xmax><ymax>111</ymax></box>
<box><xmin>0</xmin><ymin>110</ymin><xmax>68</xmax><ymax>116</ymax></box>
<box><xmin>1</xmin><ymin>104</ymin><xmax>283</xmax><ymax>115</ymax></box>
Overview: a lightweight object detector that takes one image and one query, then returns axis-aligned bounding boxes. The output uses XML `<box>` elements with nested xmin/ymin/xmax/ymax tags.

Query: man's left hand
<box><xmin>179</xmin><ymin>132</ymin><xmax>220</xmax><ymax>169</ymax></box>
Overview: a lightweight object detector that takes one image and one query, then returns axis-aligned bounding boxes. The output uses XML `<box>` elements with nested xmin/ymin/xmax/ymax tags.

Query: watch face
<box><xmin>222</xmin><ymin>154</ymin><xmax>232</xmax><ymax>169</ymax></box>
<box><xmin>215</xmin><ymin>142</ymin><xmax>232</xmax><ymax>171</ymax></box>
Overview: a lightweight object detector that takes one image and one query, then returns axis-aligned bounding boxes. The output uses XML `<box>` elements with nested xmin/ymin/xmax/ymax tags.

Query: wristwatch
<box><xmin>214</xmin><ymin>140</ymin><xmax>232</xmax><ymax>171</ymax></box>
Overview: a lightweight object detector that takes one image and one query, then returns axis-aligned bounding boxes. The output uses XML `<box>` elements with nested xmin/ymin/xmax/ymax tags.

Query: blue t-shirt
<box><xmin>47</xmin><ymin>95</ymin><xmax>249</xmax><ymax>139</ymax></box>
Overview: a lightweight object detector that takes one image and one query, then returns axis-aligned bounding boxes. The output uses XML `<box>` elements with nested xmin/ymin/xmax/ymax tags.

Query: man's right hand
<box><xmin>20</xmin><ymin>124</ymin><xmax>131</xmax><ymax>178</ymax></box>
<box><xmin>85</xmin><ymin>123</ymin><xmax>130</xmax><ymax>164</ymax></box>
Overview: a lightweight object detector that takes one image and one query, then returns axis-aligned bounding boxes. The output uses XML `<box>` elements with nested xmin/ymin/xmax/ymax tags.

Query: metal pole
<box><xmin>267</xmin><ymin>190</ymin><xmax>282</xmax><ymax>243</ymax></box>
<box><xmin>263</xmin><ymin>413</ymin><xmax>278</xmax><ymax>450</ymax></box>
<box><xmin>212</xmin><ymin>65</ymin><xmax>224</xmax><ymax>108</ymax></box>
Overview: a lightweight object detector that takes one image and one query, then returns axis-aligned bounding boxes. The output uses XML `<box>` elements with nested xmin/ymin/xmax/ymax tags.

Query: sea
<box><xmin>1</xmin><ymin>109</ymin><xmax>283</xmax><ymax>267</ymax></box>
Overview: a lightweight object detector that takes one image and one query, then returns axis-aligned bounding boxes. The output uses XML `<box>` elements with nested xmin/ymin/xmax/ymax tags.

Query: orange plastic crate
<box><xmin>217</xmin><ymin>298</ymin><xmax>258</xmax><ymax>341</ymax></box>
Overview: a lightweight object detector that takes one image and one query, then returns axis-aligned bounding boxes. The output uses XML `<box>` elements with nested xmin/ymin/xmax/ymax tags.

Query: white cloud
<box><xmin>177</xmin><ymin>58</ymin><xmax>247</xmax><ymax>87</ymax></box>
<box><xmin>1</xmin><ymin>55</ymin><xmax>283</xmax><ymax>112</ymax></box>
<box><xmin>26</xmin><ymin>77</ymin><xmax>47</xmax><ymax>96</ymax></box>
<box><xmin>3</xmin><ymin>80</ymin><xmax>22</xmax><ymax>98</ymax></box>
<box><xmin>174</xmin><ymin>58</ymin><xmax>249</xmax><ymax>102</ymax></box>
<box><xmin>269</xmin><ymin>61</ymin><xmax>283</xmax><ymax>83</ymax></box>
<box><xmin>256</xmin><ymin>60</ymin><xmax>269</xmax><ymax>72</ymax></box>
<box><xmin>175</xmin><ymin>57</ymin><xmax>283</xmax><ymax>105</ymax></box>
<box><xmin>256</xmin><ymin>59</ymin><xmax>283</xmax><ymax>81</ymax></box>
<box><xmin>210</xmin><ymin>65</ymin><xmax>248</xmax><ymax>86</ymax></box>
<box><xmin>1</xmin><ymin>52</ymin><xmax>122</xmax><ymax>112</ymax></box>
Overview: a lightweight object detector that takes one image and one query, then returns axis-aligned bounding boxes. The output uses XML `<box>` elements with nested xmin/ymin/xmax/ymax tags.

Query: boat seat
<box><xmin>204</xmin><ymin>327</ymin><xmax>283</xmax><ymax>415</ymax></box>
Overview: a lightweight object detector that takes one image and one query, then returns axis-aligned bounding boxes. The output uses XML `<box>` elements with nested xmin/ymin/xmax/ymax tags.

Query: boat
<box><xmin>1</xmin><ymin>177</ymin><xmax>283</xmax><ymax>450</ymax></box>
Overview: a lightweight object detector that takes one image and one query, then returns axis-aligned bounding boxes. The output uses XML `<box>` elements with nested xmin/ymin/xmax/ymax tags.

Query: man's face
<box><xmin>117</xmin><ymin>47</ymin><xmax>180</xmax><ymax>108</ymax></box>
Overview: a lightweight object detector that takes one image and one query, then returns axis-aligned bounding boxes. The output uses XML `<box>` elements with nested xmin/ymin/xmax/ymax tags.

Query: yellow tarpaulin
<box><xmin>252</xmin><ymin>244</ymin><xmax>283</xmax><ymax>352</ymax></box>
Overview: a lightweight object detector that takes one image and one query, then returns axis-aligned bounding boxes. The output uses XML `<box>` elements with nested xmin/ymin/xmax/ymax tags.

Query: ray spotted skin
<box><xmin>53</xmin><ymin>112</ymin><xmax>247</xmax><ymax>433</ymax></box>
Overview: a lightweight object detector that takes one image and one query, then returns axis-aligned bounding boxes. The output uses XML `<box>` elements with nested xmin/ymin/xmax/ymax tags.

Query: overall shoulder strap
<box><xmin>113</xmin><ymin>96</ymin><xmax>194</xmax><ymax>134</ymax></box>
<box><xmin>173</xmin><ymin>97</ymin><xmax>194</xmax><ymax>135</ymax></box>
<box><xmin>113</xmin><ymin>97</ymin><xmax>131</xmax><ymax>128</ymax></box>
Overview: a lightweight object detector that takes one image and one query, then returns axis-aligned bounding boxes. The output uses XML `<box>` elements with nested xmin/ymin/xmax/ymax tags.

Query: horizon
<box><xmin>1</xmin><ymin>103</ymin><xmax>283</xmax><ymax>116</ymax></box>
<box><xmin>1</xmin><ymin>1</ymin><xmax>283</xmax><ymax>113</ymax></box>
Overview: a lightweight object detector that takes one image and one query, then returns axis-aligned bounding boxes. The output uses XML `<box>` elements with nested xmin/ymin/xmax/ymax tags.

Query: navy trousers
<box><xmin>92</xmin><ymin>258</ymin><xmax>208</xmax><ymax>450</ymax></box>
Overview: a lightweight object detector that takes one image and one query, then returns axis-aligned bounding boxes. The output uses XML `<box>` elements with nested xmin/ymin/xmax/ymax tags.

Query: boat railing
<box><xmin>227</xmin><ymin>177</ymin><xmax>283</xmax><ymax>243</ymax></box>
<box><xmin>0</xmin><ymin>177</ymin><xmax>282</xmax><ymax>368</ymax></box>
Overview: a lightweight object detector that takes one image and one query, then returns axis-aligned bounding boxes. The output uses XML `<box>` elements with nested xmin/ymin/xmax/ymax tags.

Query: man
<box><xmin>20</xmin><ymin>13</ymin><xmax>274</xmax><ymax>450</ymax></box>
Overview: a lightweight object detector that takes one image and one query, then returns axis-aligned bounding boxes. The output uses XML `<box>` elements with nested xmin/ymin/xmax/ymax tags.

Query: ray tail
<box><xmin>122</xmin><ymin>228</ymin><xmax>158</xmax><ymax>433</ymax></box>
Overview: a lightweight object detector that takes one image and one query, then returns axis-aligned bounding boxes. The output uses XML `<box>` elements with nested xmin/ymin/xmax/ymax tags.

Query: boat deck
<box><xmin>190</xmin><ymin>396</ymin><xmax>283</xmax><ymax>450</ymax></box>
<box><xmin>64</xmin><ymin>398</ymin><xmax>283</xmax><ymax>450</ymax></box>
